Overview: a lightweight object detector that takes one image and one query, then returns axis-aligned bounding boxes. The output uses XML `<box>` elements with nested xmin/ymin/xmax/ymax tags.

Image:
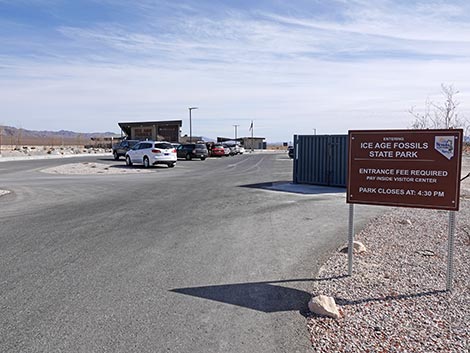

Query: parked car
<box><xmin>125</xmin><ymin>141</ymin><xmax>177</xmax><ymax>168</ymax></box>
<box><xmin>288</xmin><ymin>146</ymin><xmax>294</xmax><ymax>158</ymax></box>
<box><xmin>211</xmin><ymin>144</ymin><xmax>225</xmax><ymax>157</ymax></box>
<box><xmin>222</xmin><ymin>144</ymin><xmax>232</xmax><ymax>156</ymax></box>
<box><xmin>112</xmin><ymin>139</ymin><xmax>139</xmax><ymax>160</ymax></box>
<box><xmin>177</xmin><ymin>143</ymin><xmax>209</xmax><ymax>160</ymax></box>
<box><xmin>224</xmin><ymin>141</ymin><xmax>241</xmax><ymax>155</ymax></box>
<box><xmin>229</xmin><ymin>145</ymin><xmax>239</xmax><ymax>155</ymax></box>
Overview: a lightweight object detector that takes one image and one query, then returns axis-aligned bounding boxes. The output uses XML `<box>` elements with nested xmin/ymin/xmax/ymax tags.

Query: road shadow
<box><xmin>97</xmin><ymin>157</ymin><xmax>117</xmax><ymax>162</ymax></box>
<box><xmin>170</xmin><ymin>276</ymin><xmax>346</xmax><ymax>316</ymax></box>
<box><xmin>93</xmin><ymin>161</ymin><xmax>173</xmax><ymax>170</ymax></box>
<box><xmin>241</xmin><ymin>181</ymin><xmax>346</xmax><ymax>195</ymax></box>
<box><xmin>107</xmin><ymin>164</ymin><xmax>171</xmax><ymax>170</ymax></box>
<box><xmin>176</xmin><ymin>158</ymin><xmax>207</xmax><ymax>162</ymax></box>
<box><xmin>105</xmin><ymin>164</ymin><xmax>134</xmax><ymax>169</ymax></box>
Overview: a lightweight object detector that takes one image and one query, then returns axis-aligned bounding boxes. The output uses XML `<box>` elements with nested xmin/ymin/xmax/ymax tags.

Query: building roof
<box><xmin>118</xmin><ymin>120</ymin><xmax>182</xmax><ymax>136</ymax></box>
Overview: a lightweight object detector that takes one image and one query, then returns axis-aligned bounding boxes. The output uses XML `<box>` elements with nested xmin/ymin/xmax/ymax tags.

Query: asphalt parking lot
<box><xmin>0</xmin><ymin>152</ymin><xmax>384</xmax><ymax>353</ymax></box>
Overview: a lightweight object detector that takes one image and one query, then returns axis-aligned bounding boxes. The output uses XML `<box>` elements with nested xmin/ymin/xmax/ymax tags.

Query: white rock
<box><xmin>353</xmin><ymin>241</ymin><xmax>366</xmax><ymax>253</ymax></box>
<box><xmin>339</xmin><ymin>240</ymin><xmax>366</xmax><ymax>254</ymax></box>
<box><xmin>308</xmin><ymin>295</ymin><xmax>341</xmax><ymax>319</ymax></box>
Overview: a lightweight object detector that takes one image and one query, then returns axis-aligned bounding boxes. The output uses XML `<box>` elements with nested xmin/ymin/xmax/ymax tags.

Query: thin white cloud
<box><xmin>54</xmin><ymin>2</ymin><xmax>470</xmax><ymax>70</ymax></box>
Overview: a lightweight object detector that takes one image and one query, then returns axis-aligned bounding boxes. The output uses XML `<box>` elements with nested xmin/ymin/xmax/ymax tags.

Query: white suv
<box><xmin>125</xmin><ymin>141</ymin><xmax>177</xmax><ymax>168</ymax></box>
<box><xmin>225</xmin><ymin>142</ymin><xmax>242</xmax><ymax>155</ymax></box>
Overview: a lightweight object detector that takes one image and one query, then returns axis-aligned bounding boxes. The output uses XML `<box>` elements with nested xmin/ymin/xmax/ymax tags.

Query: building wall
<box><xmin>132</xmin><ymin>126</ymin><xmax>154</xmax><ymax>140</ymax></box>
<box><xmin>157</xmin><ymin>125</ymin><xmax>180</xmax><ymax>142</ymax></box>
<box><xmin>241</xmin><ymin>137</ymin><xmax>265</xmax><ymax>149</ymax></box>
<box><xmin>120</xmin><ymin>121</ymin><xmax>181</xmax><ymax>142</ymax></box>
<box><xmin>217</xmin><ymin>137</ymin><xmax>266</xmax><ymax>149</ymax></box>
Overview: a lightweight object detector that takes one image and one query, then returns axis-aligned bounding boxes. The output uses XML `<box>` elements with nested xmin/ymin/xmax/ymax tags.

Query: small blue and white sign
<box><xmin>435</xmin><ymin>136</ymin><xmax>455</xmax><ymax>160</ymax></box>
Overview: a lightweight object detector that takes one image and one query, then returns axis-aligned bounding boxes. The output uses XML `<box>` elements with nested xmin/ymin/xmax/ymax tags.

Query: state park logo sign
<box><xmin>435</xmin><ymin>135</ymin><xmax>455</xmax><ymax>160</ymax></box>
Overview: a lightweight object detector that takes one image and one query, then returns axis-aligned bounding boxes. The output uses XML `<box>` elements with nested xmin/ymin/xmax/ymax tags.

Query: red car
<box><xmin>211</xmin><ymin>145</ymin><xmax>225</xmax><ymax>157</ymax></box>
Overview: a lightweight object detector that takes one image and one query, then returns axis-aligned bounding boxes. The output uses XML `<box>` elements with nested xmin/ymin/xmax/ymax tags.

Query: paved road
<box><xmin>0</xmin><ymin>153</ymin><xmax>383</xmax><ymax>352</ymax></box>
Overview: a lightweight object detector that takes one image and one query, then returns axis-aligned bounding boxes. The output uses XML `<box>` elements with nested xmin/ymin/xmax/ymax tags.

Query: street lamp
<box><xmin>233</xmin><ymin>124</ymin><xmax>239</xmax><ymax>140</ymax></box>
<box><xmin>188</xmin><ymin>107</ymin><xmax>198</xmax><ymax>142</ymax></box>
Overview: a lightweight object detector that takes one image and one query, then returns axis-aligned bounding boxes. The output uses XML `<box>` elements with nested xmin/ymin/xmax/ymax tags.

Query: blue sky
<box><xmin>1</xmin><ymin>0</ymin><xmax>470</xmax><ymax>142</ymax></box>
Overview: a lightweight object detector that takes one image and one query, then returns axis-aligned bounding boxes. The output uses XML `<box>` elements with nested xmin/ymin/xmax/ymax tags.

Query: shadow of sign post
<box><xmin>170</xmin><ymin>276</ymin><xmax>346</xmax><ymax>315</ymax></box>
<box><xmin>171</xmin><ymin>282</ymin><xmax>311</xmax><ymax>314</ymax></box>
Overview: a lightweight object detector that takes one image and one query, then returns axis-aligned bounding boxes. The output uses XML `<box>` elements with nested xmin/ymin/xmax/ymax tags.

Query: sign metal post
<box><xmin>348</xmin><ymin>203</ymin><xmax>355</xmax><ymax>276</ymax></box>
<box><xmin>447</xmin><ymin>211</ymin><xmax>456</xmax><ymax>291</ymax></box>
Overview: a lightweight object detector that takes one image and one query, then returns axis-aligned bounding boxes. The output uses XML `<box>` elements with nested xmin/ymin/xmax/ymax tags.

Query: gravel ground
<box><xmin>307</xmin><ymin>156</ymin><xmax>470</xmax><ymax>352</ymax></box>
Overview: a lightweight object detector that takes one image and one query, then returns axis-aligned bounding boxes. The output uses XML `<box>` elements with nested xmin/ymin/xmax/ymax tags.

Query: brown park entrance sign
<box><xmin>347</xmin><ymin>129</ymin><xmax>463</xmax><ymax>210</ymax></box>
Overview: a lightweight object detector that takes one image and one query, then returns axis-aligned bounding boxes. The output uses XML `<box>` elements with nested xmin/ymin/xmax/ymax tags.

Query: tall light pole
<box><xmin>233</xmin><ymin>124</ymin><xmax>239</xmax><ymax>141</ymax></box>
<box><xmin>188</xmin><ymin>107</ymin><xmax>198</xmax><ymax>142</ymax></box>
<box><xmin>249</xmin><ymin>120</ymin><xmax>254</xmax><ymax>152</ymax></box>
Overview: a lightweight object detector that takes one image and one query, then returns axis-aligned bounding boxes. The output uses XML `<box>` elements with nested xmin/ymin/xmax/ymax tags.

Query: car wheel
<box><xmin>113</xmin><ymin>151</ymin><xmax>119</xmax><ymax>160</ymax></box>
<box><xmin>126</xmin><ymin>155</ymin><xmax>133</xmax><ymax>166</ymax></box>
<box><xmin>143</xmin><ymin>156</ymin><xmax>150</xmax><ymax>168</ymax></box>
<box><xmin>185</xmin><ymin>154</ymin><xmax>192</xmax><ymax>160</ymax></box>
<box><xmin>201</xmin><ymin>157</ymin><xmax>206</xmax><ymax>161</ymax></box>
<box><xmin>168</xmin><ymin>163</ymin><xmax>175</xmax><ymax>168</ymax></box>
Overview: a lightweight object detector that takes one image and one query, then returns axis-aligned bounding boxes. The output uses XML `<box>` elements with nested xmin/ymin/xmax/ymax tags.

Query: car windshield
<box><xmin>195</xmin><ymin>144</ymin><xmax>206</xmax><ymax>149</ymax></box>
<box><xmin>154</xmin><ymin>143</ymin><xmax>173</xmax><ymax>149</ymax></box>
<box><xmin>128</xmin><ymin>141</ymin><xmax>138</xmax><ymax>147</ymax></box>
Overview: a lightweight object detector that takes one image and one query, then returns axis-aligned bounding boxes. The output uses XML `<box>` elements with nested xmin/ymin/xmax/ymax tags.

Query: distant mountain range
<box><xmin>0</xmin><ymin>125</ymin><xmax>119</xmax><ymax>146</ymax></box>
<box><xmin>0</xmin><ymin>125</ymin><xmax>118</xmax><ymax>139</ymax></box>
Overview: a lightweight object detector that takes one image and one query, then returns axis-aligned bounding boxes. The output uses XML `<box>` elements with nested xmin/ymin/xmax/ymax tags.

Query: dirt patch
<box><xmin>0</xmin><ymin>146</ymin><xmax>109</xmax><ymax>157</ymax></box>
<box><xmin>41</xmin><ymin>162</ymin><xmax>153</xmax><ymax>175</ymax></box>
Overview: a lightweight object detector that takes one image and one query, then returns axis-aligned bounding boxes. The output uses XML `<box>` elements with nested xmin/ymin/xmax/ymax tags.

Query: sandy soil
<box><xmin>41</xmin><ymin>162</ymin><xmax>154</xmax><ymax>175</ymax></box>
